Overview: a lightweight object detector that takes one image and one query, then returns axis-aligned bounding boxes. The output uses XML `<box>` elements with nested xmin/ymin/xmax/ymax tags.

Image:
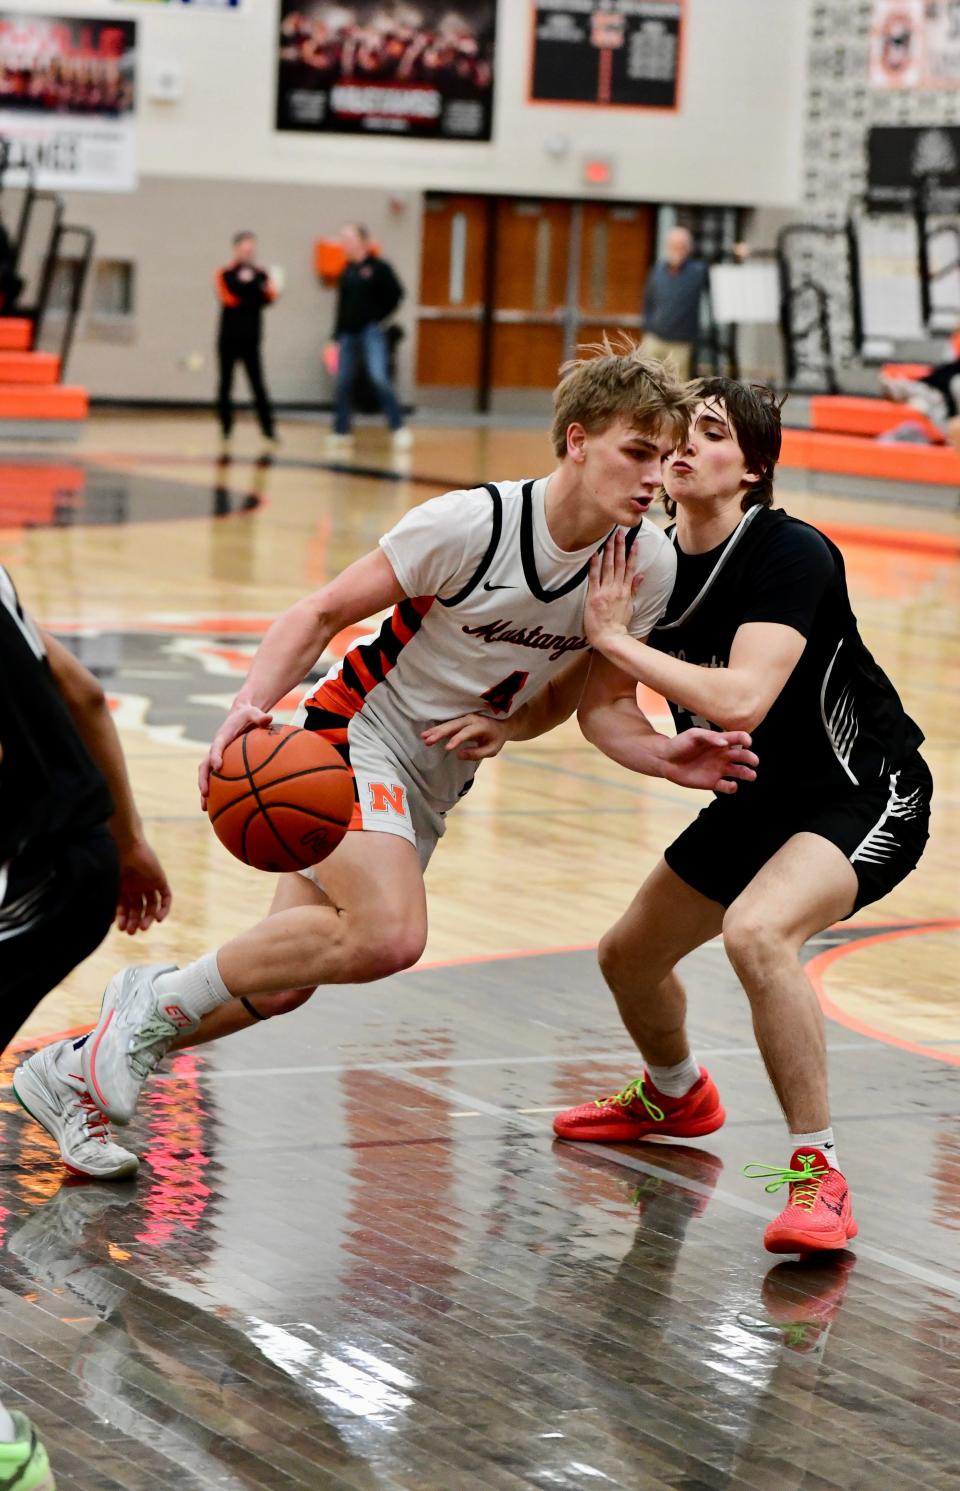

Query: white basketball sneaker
<box><xmin>13</xmin><ymin>1042</ymin><xmax>139</xmax><ymax>1182</ymax></box>
<box><xmin>81</xmin><ymin>963</ymin><xmax>198</xmax><ymax>1125</ymax></box>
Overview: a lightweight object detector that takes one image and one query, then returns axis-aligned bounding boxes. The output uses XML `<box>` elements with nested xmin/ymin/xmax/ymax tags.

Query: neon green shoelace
<box><xmin>743</xmin><ymin>1152</ymin><xmax>828</xmax><ymax>1210</ymax></box>
<box><xmin>594</xmin><ymin>1076</ymin><xmax>664</xmax><ymax>1122</ymax></box>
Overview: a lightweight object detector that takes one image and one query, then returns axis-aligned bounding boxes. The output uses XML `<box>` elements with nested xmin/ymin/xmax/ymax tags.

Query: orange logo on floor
<box><xmin>369</xmin><ymin>782</ymin><xmax>406</xmax><ymax>815</ymax></box>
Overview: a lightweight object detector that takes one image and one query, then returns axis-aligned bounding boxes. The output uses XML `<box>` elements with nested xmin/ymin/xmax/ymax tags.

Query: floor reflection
<box><xmin>0</xmin><ymin>457</ymin><xmax>266</xmax><ymax>530</ymax></box>
<box><xmin>0</xmin><ymin>947</ymin><xmax>957</xmax><ymax>1488</ymax></box>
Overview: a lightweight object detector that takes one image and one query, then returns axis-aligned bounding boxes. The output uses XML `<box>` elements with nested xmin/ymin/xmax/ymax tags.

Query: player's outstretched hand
<box><xmin>662</xmin><ymin>728</ymin><xmax>758</xmax><ymax>794</ymax></box>
<box><xmin>115</xmin><ymin>838</ymin><xmax>173</xmax><ymax>935</ymax></box>
<box><xmin>199</xmin><ymin>703</ymin><xmax>273</xmax><ymax>807</ymax></box>
<box><xmin>422</xmin><ymin>713</ymin><xmax>509</xmax><ymax>761</ymax></box>
<box><xmin>585</xmin><ymin>528</ymin><xmax>640</xmax><ymax>648</ymax></box>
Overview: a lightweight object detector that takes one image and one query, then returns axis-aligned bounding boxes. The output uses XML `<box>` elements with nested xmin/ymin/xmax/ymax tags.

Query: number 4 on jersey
<box><xmin>481</xmin><ymin>670</ymin><xmax>529</xmax><ymax>714</ymax></box>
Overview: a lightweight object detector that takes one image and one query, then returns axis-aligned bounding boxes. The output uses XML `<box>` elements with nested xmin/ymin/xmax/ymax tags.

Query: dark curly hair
<box><xmin>663</xmin><ymin>378</ymin><xmax>785</xmax><ymax>517</ymax></box>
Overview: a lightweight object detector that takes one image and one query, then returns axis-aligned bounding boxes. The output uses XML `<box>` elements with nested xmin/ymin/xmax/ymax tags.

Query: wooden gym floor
<box><xmin>0</xmin><ymin>410</ymin><xmax>957</xmax><ymax>1488</ymax></box>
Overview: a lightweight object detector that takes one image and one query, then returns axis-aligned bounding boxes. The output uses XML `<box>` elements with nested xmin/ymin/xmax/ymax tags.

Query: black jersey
<box><xmin>0</xmin><ymin>568</ymin><xmax>113</xmax><ymax>864</ymax></box>
<box><xmin>649</xmin><ymin>505</ymin><xmax>924</xmax><ymax>795</ymax></box>
<box><xmin>216</xmin><ymin>263</ymin><xmax>274</xmax><ymax>343</ymax></box>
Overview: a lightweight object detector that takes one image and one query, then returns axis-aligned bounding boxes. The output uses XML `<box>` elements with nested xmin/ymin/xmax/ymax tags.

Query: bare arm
<box><xmin>421</xmin><ymin>653</ymin><xmax>591</xmax><ymax>761</ymax></box>
<box><xmin>200</xmin><ymin>548</ymin><xmax>405</xmax><ymax>797</ymax></box>
<box><xmin>577</xmin><ymin>651</ymin><xmax>671</xmax><ymax>776</ymax></box>
<box><xmin>585</xmin><ymin>529</ymin><xmax>806</xmax><ymax>733</ymax></box>
<box><xmin>42</xmin><ymin>631</ymin><xmax>172</xmax><ymax>932</ymax></box>
<box><xmin>595</xmin><ymin>621</ymin><xmax>805</xmax><ymax>735</ymax></box>
<box><xmin>578</xmin><ymin>650</ymin><xmax>759</xmax><ymax>794</ymax></box>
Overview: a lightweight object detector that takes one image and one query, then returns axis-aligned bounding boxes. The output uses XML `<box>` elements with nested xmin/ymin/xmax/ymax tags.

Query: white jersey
<box><xmin>303</xmin><ymin>476</ymin><xmax>676</xmax><ymax>732</ymax></box>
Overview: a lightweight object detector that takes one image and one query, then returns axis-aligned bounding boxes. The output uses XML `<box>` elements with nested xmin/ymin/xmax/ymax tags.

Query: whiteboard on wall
<box><xmin>709</xmin><ymin>263</ymin><xmax>780</xmax><ymax>324</ymax></box>
<box><xmin>856</xmin><ymin>215</ymin><xmax>925</xmax><ymax>339</ymax></box>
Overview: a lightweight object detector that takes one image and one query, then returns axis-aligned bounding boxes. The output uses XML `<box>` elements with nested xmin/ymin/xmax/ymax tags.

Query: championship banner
<box><xmin>870</xmin><ymin>0</ymin><xmax>960</xmax><ymax>89</ymax></box>
<box><xmin>530</xmin><ymin>1</ymin><xmax>683</xmax><ymax>110</ymax></box>
<box><xmin>276</xmin><ymin>2</ymin><xmax>496</xmax><ymax>141</ymax></box>
<box><xmin>0</xmin><ymin>13</ymin><xmax>136</xmax><ymax>191</ymax></box>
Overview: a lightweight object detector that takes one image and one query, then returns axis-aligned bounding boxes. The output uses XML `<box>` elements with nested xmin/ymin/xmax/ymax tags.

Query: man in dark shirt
<box><xmin>327</xmin><ymin>223</ymin><xmax>409</xmax><ymax>452</ymax></box>
<box><xmin>215</xmin><ymin>231</ymin><xmax>278</xmax><ymax>447</ymax></box>
<box><xmin>642</xmin><ymin>226</ymin><xmax>709</xmax><ymax>379</ymax></box>
<box><xmin>556</xmin><ymin>379</ymin><xmax>931</xmax><ymax>1257</ymax></box>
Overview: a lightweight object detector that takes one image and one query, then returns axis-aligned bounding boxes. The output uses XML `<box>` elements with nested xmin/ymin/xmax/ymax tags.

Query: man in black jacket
<box><xmin>215</xmin><ymin>231</ymin><xmax>278</xmax><ymax>447</ymax></box>
<box><xmin>327</xmin><ymin>223</ymin><xmax>409</xmax><ymax>452</ymax></box>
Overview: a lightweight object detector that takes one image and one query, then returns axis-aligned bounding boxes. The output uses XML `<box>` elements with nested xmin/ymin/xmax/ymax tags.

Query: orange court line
<box><xmin>806</xmin><ymin>920</ymin><xmax>960</xmax><ymax>1069</ymax></box>
<box><xmin>15</xmin><ymin>918</ymin><xmax>956</xmax><ymax>1058</ymax></box>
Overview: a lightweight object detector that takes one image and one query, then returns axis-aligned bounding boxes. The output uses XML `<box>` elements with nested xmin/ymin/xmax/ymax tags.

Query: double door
<box><xmin>416</xmin><ymin>194</ymin><xmax>655</xmax><ymax>406</ymax></box>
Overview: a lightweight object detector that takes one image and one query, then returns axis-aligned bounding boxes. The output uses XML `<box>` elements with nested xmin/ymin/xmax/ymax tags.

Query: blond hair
<box><xmin>551</xmin><ymin>334</ymin><xmax>700</xmax><ymax>458</ymax></box>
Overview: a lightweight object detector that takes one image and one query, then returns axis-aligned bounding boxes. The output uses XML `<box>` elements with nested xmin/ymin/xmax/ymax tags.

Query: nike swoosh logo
<box><xmin>483</xmin><ymin>581</ymin><xmax>515</xmax><ymax>592</ymax></box>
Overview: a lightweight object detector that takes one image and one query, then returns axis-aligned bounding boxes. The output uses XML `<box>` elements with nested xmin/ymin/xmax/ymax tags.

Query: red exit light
<box><xmin>583</xmin><ymin>158</ymin><xmax>613</xmax><ymax>186</ymax></box>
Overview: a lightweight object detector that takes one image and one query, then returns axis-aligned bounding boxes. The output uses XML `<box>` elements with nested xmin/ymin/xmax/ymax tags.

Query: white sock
<box><xmin>0</xmin><ymin>1403</ymin><xmax>17</xmax><ymax>1442</ymax></box>
<box><xmin>155</xmin><ymin>953</ymin><xmax>232</xmax><ymax>1022</ymax></box>
<box><xmin>646</xmin><ymin>1054</ymin><xmax>701</xmax><ymax>1098</ymax></box>
<box><xmin>790</xmin><ymin>1128</ymin><xmax>839</xmax><ymax>1170</ymax></box>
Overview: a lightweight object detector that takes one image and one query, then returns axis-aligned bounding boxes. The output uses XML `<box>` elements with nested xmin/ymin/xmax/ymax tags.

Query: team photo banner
<box><xmin>870</xmin><ymin>0</ymin><xmax>960</xmax><ymax>89</ymax></box>
<box><xmin>276</xmin><ymin>2</ymin><xmax>496</xmax><ymax>141</ymax></box>
<box><xmin>0</xmin><ymin>12</ymin><xmax>136</xmax><ymax>190</ymax></box>
<box><xmin>530</xmin><ymin>0</ymin><xmax>684</xmax><ymax>110</ymax></box>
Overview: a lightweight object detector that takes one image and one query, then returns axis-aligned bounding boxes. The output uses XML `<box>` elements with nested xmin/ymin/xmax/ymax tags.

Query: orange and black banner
<box><xmin>529</xmin><ymin>1</ymin><xmax>684</xmax><ymax>111</ymax></box>
<box><xmin>276</xmin><ymin>1</ymin><xmax>496</xmax><ymax>141</ymax></box>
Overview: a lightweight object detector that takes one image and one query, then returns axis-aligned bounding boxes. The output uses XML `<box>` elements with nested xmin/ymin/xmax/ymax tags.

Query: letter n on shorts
<box><xmin>368</xmin><ymin>782</ymin><xmax>407</xmax><ymax>816</ymax></box>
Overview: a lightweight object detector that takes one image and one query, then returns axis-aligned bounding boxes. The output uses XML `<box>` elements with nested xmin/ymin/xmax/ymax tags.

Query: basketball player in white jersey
<box><xmin>16</xmin><ymin>342</ymin><xmax>758</xmax><ymax>1167</ymax></box>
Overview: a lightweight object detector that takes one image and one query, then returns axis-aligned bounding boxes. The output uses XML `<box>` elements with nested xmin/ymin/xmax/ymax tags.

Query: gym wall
<box><xmin>23</xmin><ymin>0</ymin><xmax>811</xmax><ymax>403</ymax></box>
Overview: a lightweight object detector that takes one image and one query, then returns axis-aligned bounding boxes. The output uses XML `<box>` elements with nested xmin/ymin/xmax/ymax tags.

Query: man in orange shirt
<box><xmin>215</xmin><ymin>231</ymin><xmax>278</xmax><ymax>448</ymax></box>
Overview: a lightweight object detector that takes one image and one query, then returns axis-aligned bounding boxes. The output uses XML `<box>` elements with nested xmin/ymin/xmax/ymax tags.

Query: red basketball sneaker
<box><xmin>746</xmin><ymin>1148</ymin><xmax>858</xmax><ymax>1255</ymax></box>
<box><xmin>552</xmin><ymin>1070</ymin><xmax>725</xmax><ymax>1142</ymax></box>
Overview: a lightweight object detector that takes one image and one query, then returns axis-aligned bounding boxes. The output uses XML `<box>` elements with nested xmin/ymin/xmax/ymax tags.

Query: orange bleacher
<box><xmin>0</xmin><ymin>318</ymin><xmax>88</xmax><ymax>430</ymax></box>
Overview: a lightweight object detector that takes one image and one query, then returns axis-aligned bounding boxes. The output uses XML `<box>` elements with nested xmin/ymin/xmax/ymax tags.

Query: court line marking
<box><xmin>13</xmin><ymin>918</ymin><xmax>952</xmax><ymax>1056</ymax></box>
<box><xmin>377</xmin><ymin>1069</ymin><xmax>960</xmax><ymax>1302</ymax></box>
<box><xmin>80</xmin><ymin>448</ymin><xmax>960</xmax><ymax>557</ymax></box>
<box><xmin>131</xmin><ymin>1038</ymin><xmax>902</xmax><ymax>1085</ymax></box>
<box><xmin>805</xmin><ymin>922</ymin><xmax>960</xmax><ymax>1069</ymax></box>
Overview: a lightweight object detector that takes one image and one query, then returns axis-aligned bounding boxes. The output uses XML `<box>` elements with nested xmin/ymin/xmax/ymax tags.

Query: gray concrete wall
<box><xmin>30</xmin><ymin>177</ymin><xmax>423</xmax><ymax>404</ymax></box>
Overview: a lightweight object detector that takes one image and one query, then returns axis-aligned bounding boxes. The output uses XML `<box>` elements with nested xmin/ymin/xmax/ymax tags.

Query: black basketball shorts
<box><xmin>663</xmin><ymin>752</ymin><xmax>932</xmax><ymax>915</ymax></box>
<box><xmin>0</xmin><ymin>826</ymin><xmax>119</xmax><ymax>1052</ymax></box>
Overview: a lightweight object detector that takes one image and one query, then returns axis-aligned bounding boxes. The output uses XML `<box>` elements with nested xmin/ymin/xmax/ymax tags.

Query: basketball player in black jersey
<box><xmin>0</xmin><ymin>568</ymin><xmax>171</xmax><ymax>1484</ymax></box>
<box><xmin>555</xmin><ymin>379</ymin><xmax>931</xmax><ymax>1255</ymax></box>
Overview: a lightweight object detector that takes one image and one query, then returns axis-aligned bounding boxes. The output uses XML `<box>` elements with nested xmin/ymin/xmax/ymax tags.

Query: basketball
<box><xmin>206</xmin><ymin>724</ymin><xmax>354</xmax><ymax>873</ymax></box>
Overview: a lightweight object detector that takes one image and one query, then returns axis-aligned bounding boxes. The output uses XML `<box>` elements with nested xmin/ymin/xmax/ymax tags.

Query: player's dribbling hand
<box><xmin>421</xmin><ymin>713</ymin><xmax>509</xmax><ymax>761</ymax></box>
<box><xmin>199</xmin><ymin>703</ymin><xmax>273</xmax><ymax>808</ymax></box>
<box><xmin>662</xmin><ymin>727</ymin><xmax>759</xmax><ymax>794</ymax></box>
<box><xmin>115</xmin><ymin>838</ymin><xmax>173</xmax><ymax>935</ymax></box>
<box><xmin>585</xmin><ymin>529</ymin><xmax>640</xmax><ymax>647</ymax></box>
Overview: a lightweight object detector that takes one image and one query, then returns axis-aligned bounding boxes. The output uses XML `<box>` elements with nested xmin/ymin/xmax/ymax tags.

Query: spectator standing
<box><xmin>642</xmin><ymin>226</ymin><xmax>709</xmax><ymax>380</ymax></box>
<box><xmin>215</xmin><ymin>232</ymin><xmax>278</xmax><ymax>450</ymax></box>
<box><xmin>327</xmin><ymin>224</ymin><xmax>410</xmax><ymax>453</ymax></box>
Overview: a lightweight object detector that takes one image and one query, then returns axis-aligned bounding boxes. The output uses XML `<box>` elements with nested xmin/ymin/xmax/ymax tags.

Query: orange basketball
<box><xmin>206</xmin><ymin>724</ymin><xmax>355</xmax><ymax>873</ymax></box>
